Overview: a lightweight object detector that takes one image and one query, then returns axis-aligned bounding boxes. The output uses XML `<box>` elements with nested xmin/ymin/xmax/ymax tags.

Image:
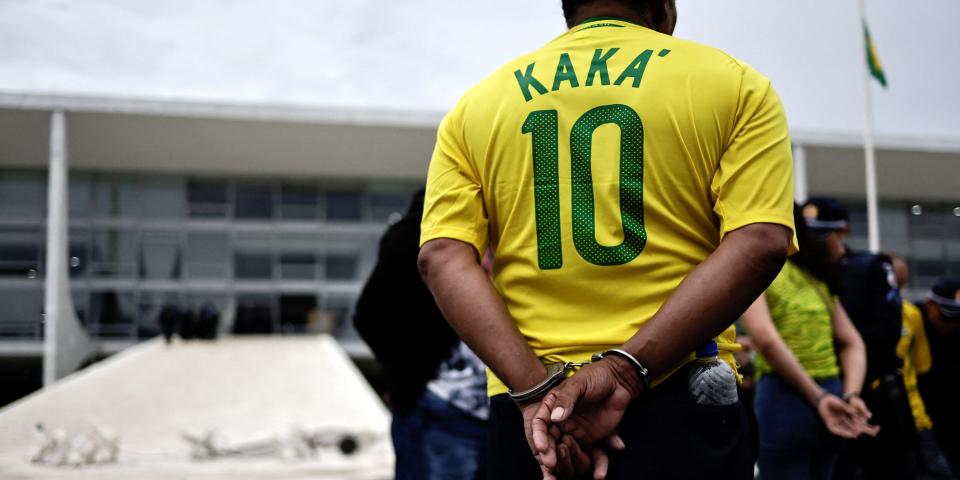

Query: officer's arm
<box><xmin>418</xmin><ymin>237</ymin><xmax>548</xmax><ymax>392</ymax></box>
<box><xmin>617</xmin><ymin>222</ymin><xmax>791</xmax><ymax>391</ymax></box>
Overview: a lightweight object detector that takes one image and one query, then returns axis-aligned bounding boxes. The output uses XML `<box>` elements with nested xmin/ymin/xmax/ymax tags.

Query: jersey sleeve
<box><xmin>419</xmin><ymin>105</ymin><xmax>489</xmax><ymax>256</ymax></box>
<box><xmin>711</xmin><ymin>65</ymin><xmax>799</xmax><ymax>254</ymax></box>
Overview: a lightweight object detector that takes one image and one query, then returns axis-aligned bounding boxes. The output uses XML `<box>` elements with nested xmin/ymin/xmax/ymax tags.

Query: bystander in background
<box><xmin>353</xmin><ymin>189</ymin><xmax>487</xmax><ymax>480</ymax></box>
<box><xmin>917</xmin><ymin>277</ymin><xmax>960</xmax><ymax>477</ymax></box>
<box><xmin>888</xmin><ymin>254</ymin><xmax>955</xmax><ymax>479</ymax></box>
<box><xmin>743</xmin><ymin>204</ymin><xmax>876</xmax><ymax>479</ymax></box>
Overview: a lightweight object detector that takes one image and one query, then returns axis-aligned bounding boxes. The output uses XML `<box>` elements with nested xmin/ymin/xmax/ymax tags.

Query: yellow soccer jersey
<box><xmin>421</xmin><ymin>18</ymin><xmax>798</xmax><ymax>397</ymax></box>
<box><xmin>898</xmin><ymin>301</ymin><xmax>933</xmax><ymax>430</ymax></box>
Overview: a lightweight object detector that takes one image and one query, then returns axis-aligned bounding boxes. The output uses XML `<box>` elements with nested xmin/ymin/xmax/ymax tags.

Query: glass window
<box><xmin>69</xmin><ymin>229</ymin><xmax>90</xmax><ymax>278</ymax></box>
<box><xmin>368</xmin><ymin>189</ymin><xmax>415</xmax><ymax>222</ymax></box>
<box><xmin>235</xmin><ymin>253</ymin><xmax>272</xmax><ymax>279</ymax></box>
<box><xmin>278</xmin><ymin>233</ymin><xmax>317</xmax><ymax>280</ymax></box>
<box><xmin>91</xmin><ymin>230</ymin><xmax>138</xmax><ymax>277</ymax></box>
<box><xmin>325</xmin><ymin>254</ymin><xmax>358</xmax><ymax>280</ymax></box>
<box><xmin>0</xmin><ymin>289</ymin><xmax>44</xmax><ymax>337</ymax></box>
<box><xmin>280</xmin><ymin>184</ymin><xmax>318</xmax><ymax>220</ymax></box>
<box><xmin>69</xmin><ymin>173</ymin><xmax>92</xmax><ymax>218</ymax></box>
<box><xmin>325</xmin><ymin>190</ymin><xmax>363</xmax><ymax>221</ymax></box>
<box><xmin>73</xmin><ymin>290</ymin><xmax>90</xmax><ymax>328</ymax></box>
<box><xmin>139</xmin><ymin>176</ymin><xmax>186</xmax><ymax>219</ymax></box>
<box><xmin>117</xmin><ymin>176</ymin><xmax>142</xmax><ymax>218</ymax></box>
<box><xmin>0</xmin><ymin>228</ymin><xmax>43</xmax><ymax>279</ymax></box>
<box><xmin>186</xmin><ymin>233</ymin><xmax>229</xmax><ymax>279</ymax></box>
<box><xmin>90</xmin><ymin>290</ymin><xmax>137</xmax><ymax>338</ymax></box>
<box><xmin>234</xmin><ymin>233</ymin><xmax>272</xmax><ymax>280</ymax></box>
<box><xmin>140</xmin><ymin>231</ymin><xmax>182</xmax><ymax>280</ymax></box>
<box><xmin>90</xmin><ymin>177</ymin><xmax>119</xmax><ymax>217</ymax></box>
<box><xmin>0</xmin><ymin>170</ymin><xmax>46</xmax><ymax>218</ymax></box>
<box><xmin>91</xmin><ymin>174</ymin><xmax>140</xmax><ymax>218</ymax></box>
<box><xmin>187</xmin><ymin>180</ymin><xmax>229</xmax><ymax>218</ymax></box>
<box><xmin>280</xmin><ymin>253</ymin><xmax>316</xmax><ymax>280</ymax></box>
<box><xmin>235</xmin><ymin>184</ymin><xmax>274</xmax><ymax>220</ymax></box>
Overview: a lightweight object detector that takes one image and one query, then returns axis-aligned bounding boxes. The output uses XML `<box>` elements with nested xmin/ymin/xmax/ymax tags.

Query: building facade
<box><xmin>0</xmin><ymin>93</ymin><xmax>958</xmax><ymax>403</ymax></box>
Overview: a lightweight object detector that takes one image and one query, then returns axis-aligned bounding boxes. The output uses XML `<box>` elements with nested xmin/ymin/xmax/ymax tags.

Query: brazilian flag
<box><xmin>864</xmin><ymin>23</ymin><xmax>887</xmax><ymax>87</ymax></box>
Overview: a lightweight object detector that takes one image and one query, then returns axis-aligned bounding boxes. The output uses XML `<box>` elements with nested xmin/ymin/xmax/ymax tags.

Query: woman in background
<box><xmin>743</xmin><ymin>204</ymin><xmax>878</xmax><ymax>480</ymax></box>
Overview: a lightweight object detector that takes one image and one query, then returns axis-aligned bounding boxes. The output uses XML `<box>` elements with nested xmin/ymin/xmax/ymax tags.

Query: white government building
<box><xmin>0</xmin><ymin>1</ymin><xmax>958</xmax><ymax>402</ymax></box>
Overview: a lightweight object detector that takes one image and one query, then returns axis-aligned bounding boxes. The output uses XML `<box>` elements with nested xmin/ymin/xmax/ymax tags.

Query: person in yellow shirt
<box><xmin>743</xmin><ymin>205</ymin><xmax>876</xmax><ymax>480</ymax></box>
<box><xmin>418</xmin><ymin>1</ymin><xmax>796</xmax><ymax>478</ymax></box>
<box><xmin>889</xmin><ymin>255</ymin><xmax>955</xmax><ymax>478</ymax></box>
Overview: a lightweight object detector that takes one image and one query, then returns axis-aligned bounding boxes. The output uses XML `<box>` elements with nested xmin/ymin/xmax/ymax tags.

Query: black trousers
<box><xmin>833</xmin><ymin>373</ymin><xmax>919</xmax><ymax>480</ymax></box>
<box><xmin>487</xmin><ymin>369</ymin><xmax>757</xmax><ymax>480</ymax></box>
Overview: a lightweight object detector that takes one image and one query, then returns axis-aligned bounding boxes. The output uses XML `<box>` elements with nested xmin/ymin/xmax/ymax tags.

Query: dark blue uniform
<box><xmin>834</xmin><ymin>250</ymin><xmax>917</xmax><ymax>480</ymax></box>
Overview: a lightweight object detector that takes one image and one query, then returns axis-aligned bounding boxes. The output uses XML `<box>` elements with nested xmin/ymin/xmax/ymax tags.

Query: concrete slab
<box><xmin>0</xmin><ymin>335</ymin><xmax>393</xmax><ymax>479</ymax></box>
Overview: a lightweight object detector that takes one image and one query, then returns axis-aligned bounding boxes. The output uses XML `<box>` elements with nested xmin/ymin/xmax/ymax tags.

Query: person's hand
<box><xmin>816</xmin><ymin>393</ymin><xmax>880</xmax><ymax>439</ymax></box>
<box><xmin>521</xmin><ymin>400</ymin><xmax>560</xmax><ymax>480</ymax></box>
<box><xmin>523</xmin><ymin>399</ymin><xmax>605</xmax><ymax>479</ymax></box>
<box><xmin>542</xmin><ymin>357</ymin><xmax>641</xmax><ymax>446</ymax></box>
<box><xmin>845</xmin><ymin>394</ymin><xmax>879</xmax><ymax>436</ymax></box>
<box><xmin>530</xmin><ymin>357</ymin><xmax>639</xmax><ymax>478</ymax></box>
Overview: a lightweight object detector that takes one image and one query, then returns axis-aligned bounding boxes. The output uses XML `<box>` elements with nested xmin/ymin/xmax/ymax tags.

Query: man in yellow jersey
<box><xmin>418</xmin><ymin>1</ymin><xmax>796</xmax><ymax>478</ymax></box>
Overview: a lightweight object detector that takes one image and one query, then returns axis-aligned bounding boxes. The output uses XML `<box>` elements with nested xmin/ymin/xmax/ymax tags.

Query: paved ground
<box><xmin>0</xmin><ymin>336</ymin><xmax>393</xmax><ymax>479</ymax></box>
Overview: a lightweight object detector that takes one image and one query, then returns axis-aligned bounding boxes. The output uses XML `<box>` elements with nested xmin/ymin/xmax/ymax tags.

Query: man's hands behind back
<box><xmin>525</xmin><ymin>356</ymin><xmax>642</xmax><ymax>479</ymax></box>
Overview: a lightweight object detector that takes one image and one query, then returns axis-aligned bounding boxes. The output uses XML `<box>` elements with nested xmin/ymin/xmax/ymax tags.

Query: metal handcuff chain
<box><xmin>507</xmin><ymin>349</ymin><xmax>650</xmax><ymax>404</ymax></box>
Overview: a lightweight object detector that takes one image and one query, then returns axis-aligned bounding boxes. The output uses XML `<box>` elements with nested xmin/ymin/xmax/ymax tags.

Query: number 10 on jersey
<box><xmin>522</xmin><ymin>104</ymin><xmax>647</xmax><ymax>270</ymax></box>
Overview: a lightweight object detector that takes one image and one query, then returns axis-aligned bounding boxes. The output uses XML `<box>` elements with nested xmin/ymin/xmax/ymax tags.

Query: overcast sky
<box><xmin>0</xmin><ymin>0</ymin><xmax>958</xmax><ymax>139</ymax></box>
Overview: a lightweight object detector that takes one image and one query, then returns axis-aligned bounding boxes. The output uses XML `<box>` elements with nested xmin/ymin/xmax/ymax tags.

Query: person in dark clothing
<box><xmin>354</xmin><ymin>189</ymin><xmax>487</xmax><ymax>480</ymax></box>
<box><xmin>917</xmin><ymin>277</ymin><xmax>960</xmax><ymax>476</ymax></box>
<box><xmin>354</xmin><ymin>189</ymin><xmax>461</xmax><ymax>415</ymax></box>
<box><xmin>159</xmin><ymin>303</ymin><xmax>180</xmax><ymax>345</ymax></box>
<box><xmin>802</xmin><ymin>197</ymin><xmax>918</xmax><ymax>479</ymax></box>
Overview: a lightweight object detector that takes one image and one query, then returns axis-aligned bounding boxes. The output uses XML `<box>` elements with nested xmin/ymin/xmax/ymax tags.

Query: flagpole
<box><xmin>859</xmin><ymin>0</ymin><xmax>881</xmax><ymax>253</ymax></box>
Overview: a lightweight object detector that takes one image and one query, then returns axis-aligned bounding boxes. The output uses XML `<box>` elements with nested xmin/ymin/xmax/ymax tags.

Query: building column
<box><xmin>793</xmin><ymin>143</ymin><xmax>808</xmax><ymax>204</ymax></box>
<box><xmin>43</xmin><ymin>110</ymin><xmax>94</xmax><ymax>386</ymax></box>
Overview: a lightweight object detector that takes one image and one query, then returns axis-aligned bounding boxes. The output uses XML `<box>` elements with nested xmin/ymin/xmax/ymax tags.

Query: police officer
<box><xmin>802</xmin><ymin>197</ymin><xmax>917</xmax><ymax>479</ymax></box>
<box><xmin>917</xmin><ymin>277</ymin><xmax>960</xmax><ymax>476</ymax></box>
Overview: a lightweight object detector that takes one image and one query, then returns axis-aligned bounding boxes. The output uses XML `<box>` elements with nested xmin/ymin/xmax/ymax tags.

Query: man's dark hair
<box><xmin>789</xmin><ymin>203</ymin><xmax>842</xmax><ymax>294</ymax></box>
<box><xmin>561</xmin><ymin>0</ymin><xmax>668</xmax><ymax>28</ymax></box>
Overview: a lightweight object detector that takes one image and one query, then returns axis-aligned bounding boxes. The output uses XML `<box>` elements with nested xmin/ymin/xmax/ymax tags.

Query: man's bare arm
<box><xmin>418</xmin><ymin>238</ymin><xmax>547</xmax><ymax>392</ymax></box>
<box><xmin>619</xmin><ymin>222</ymin><xmax>791</xmax><ymax>389</ymax></box>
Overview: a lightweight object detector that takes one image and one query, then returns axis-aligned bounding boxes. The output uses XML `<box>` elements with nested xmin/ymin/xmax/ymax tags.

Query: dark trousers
<box><xmin>486</xmin><ymin>369</ymin><xmax>757</xmax><ymax>480</ymax></box>
<box><xmin>755</xmin><ymin>375</ymin><xmax>845</xmax><ymax>480</ymax></box>
<box><xmin>833</xmin><ymin>373</ymin><xmax>918</xmax><ymax>480</ymax></box>
<box><xmin>392</xmin><ymin>390</ymin><xmax>487</xmax><ymax>480</ymax></box>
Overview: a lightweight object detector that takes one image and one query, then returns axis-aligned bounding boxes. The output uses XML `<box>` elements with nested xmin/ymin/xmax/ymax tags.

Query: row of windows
<box><xmin>0</xmin><ymin>169</ymin><xmax>422</xmax><ymax>342</ymax></box>
<box><xmin>0</xmin><ymin>288</ymin><xmax>362</xmax><ymax>341</ymax></box>
<box><xmin>0</xmin><ymin>227</ymin><xmax>378</xmax><ymax>282</ymax></box>
<box><xmin>0</xmin><ymin>170</ymin><xmax>418</xmax><ymax>222</ymax></box>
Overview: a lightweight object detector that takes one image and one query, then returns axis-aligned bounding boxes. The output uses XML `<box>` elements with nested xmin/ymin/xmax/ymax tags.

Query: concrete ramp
<box><xmin>0</xmin><ymin>336</ymin><xmax>393</xmax><ymax>479</ymax></box>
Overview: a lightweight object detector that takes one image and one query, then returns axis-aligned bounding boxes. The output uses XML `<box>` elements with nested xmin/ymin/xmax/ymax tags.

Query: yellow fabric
<box><xmin>754</xmin><ymin>262</ymin><xmax>840</xmax><ymax>380</ymax></box>
<box><xmin>898</xmin><ymin>302</ymin><xmax>933</xmax><ymax>430</ymax></box>
<box><xmin>420</xmin><ymin>19</ymin><xmax>798</xmax><ymax>397</ymax></box>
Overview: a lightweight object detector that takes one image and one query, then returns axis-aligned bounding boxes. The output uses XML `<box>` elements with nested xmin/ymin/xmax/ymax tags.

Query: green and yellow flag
<box><xmin>864</xmin><ymin>23</ymin><xmax>887</xmax><ymax>87</ymax></box>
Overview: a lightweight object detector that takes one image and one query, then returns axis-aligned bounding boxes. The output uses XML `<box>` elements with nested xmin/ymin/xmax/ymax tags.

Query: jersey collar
<box><xmin>574</xmin><ymin>16</ymin><xmax>648</xmax><ymax>30</ymax></box>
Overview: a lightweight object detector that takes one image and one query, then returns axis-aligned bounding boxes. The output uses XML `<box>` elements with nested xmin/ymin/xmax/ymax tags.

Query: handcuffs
<box><xmin>507</xmin><ymin>349</ymin><xmax>651</xmax><ymax>404</ymax></box>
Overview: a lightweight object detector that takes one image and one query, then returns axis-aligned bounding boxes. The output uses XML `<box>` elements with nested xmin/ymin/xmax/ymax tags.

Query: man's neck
<box><xmin>571</xmin><ymin>2</ymin><xmax>651</xmax><ymax>29</ymax></box>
